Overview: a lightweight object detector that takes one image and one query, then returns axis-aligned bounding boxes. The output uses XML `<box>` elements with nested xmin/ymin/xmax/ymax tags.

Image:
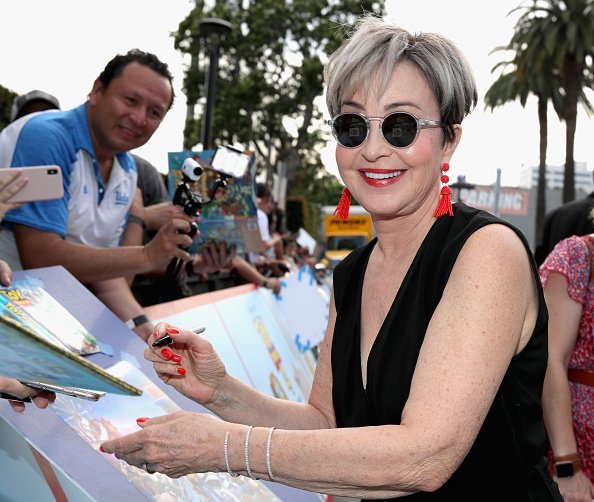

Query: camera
<box><xmin>173</xmin><ymin>158</ymin><xmax>205</xmax><ymax>218</ymax></box>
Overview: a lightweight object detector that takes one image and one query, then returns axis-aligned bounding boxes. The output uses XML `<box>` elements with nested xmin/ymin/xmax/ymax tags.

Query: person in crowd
<box><xmin>101</xmin><ymin>16</ymin><xmax>561</xmax><ymax>499</ymax></box>
<box><xmin>0</xmin><ymin>170</ymin><xmax>55</xmax><ymax>412</ymax></box>
<box><xmin>248</xmin><ymin>182</ymin><xmax>290</xmax><ymax>277</ymax></box>
<box><xmin>534</xmin><ymin>172</ymin><xmax>594</xmax><ymax>266</ymax></box>
<box><xmin>127</xmin><ymin>155</ymin><xmax>282</xmax><ymax>301</ymax></box>
<box><xmin>9</xmin><ymin>89</ymin><xmax>61</xmax><ymax>123</ymax></box>
<box><xmin>0</xmin><ymin>50</ymin><xmax>195</xmax><ymax>341</ymax></box>
<box><xmin>539</xmin><ymin>217</ymin><xmax>594</xmax><ymax>501</ymax></box>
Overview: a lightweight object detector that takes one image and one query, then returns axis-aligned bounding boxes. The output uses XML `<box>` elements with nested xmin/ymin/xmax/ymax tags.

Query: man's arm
<box><xmin>13</xmin><ymin>223</ymin><xmax>193</xmax><ymax>284</ymax></box>
<box><xmin>89</xmin><ymin>277</ymin><xmax>154</xmax><ymax>342</ymax></box>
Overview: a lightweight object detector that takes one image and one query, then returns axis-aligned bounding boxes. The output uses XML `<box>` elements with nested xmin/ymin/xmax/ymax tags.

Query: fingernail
<box><xmin>136</xmin><ymin>417</ymin><xmax>149</xmax><ymax>423</ymax></box>
<box><xmin>160</xmin><ymin>348</ymin><xmax>172</xmax><ymax>359</ymax></box>
<box><xmin>166</xmin><ymin>327</ymin><xmax>180</xmax><ymax>335</ymax></box>
<box><xmin>176</xmin><ymin>367</ymin><xmax>186</xmax><ymax>375</ymax></box>
<box><xmin>99</xmin><ymin>445</ymin><xmax>106</xmax><ymax>453</ymax></box>
<box><xmin>171</xmin><ymin>354</ymin><xmax>182</xmax><ymax>363</ymax></box>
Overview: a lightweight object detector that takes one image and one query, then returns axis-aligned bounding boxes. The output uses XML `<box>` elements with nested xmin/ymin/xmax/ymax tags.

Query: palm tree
<box><xmin>512</xmin><ymin>0</ymin><xmax>594</xmax><ymax>203</ymax></box>
<box><xmin>485</xmin><ymin>15</ymin><xmax>563</xmax><ymax>245</ymax></box>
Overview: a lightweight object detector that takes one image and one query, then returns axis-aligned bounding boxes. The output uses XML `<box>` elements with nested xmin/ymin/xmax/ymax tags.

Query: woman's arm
<box><xmin>542</xmin><ymin>272</ymin><xmax>581</xmax><ymax>457</ymax></box>
<box><xmin>103</xmin><ymin>224</ymin><xmax>540</xmax><ymax>498</ymax></box>
<box><xmin>541</xmin><ymin>272</ymin><xmax>594</xmax><ymax>500</ymax></box>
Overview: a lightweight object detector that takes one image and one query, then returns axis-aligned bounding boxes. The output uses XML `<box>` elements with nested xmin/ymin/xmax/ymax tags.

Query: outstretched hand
<box><xmin>99</xmin><ymin>411</ymin><xmax>230</xmax><ymax>478</ymax></box>
<box><xmin>0</xmin><ymin>378</ymin><xmax>56</xmax><ymax>413</ymax></box>
<box><xmin>146</xmin><ymin>323</ymin><xmax>228</xmax><ymax>406</ymax></box>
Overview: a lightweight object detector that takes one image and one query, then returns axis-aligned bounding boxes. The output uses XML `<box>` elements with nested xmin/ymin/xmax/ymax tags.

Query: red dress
<box><xmin>539</xmin><ymin>234</ymin><xmax>594</xmax><ymax>481</ymax></box>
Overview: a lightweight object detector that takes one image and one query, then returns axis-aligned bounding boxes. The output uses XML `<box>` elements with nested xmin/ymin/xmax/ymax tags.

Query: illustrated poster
<box><xmin>167</xmin><ymin>149</ymin><xmax>262</xmax><ymax>254</ymax></box>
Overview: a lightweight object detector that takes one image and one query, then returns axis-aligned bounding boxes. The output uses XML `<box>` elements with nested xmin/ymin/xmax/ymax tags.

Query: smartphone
<box><xmin>19</xmin><ymin>380</ymin><xmax>106</xmax><ymax>401</ymax></box>
<box><xmin>0</xmin><ymin>165</ymin><xmax>64</xmax><ymax>203</ymax></box>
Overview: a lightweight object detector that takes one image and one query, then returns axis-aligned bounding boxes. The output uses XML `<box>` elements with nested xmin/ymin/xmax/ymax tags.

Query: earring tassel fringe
<box><xmin>334</xmin><ymin>187</ymin><xmax>351</xmax><ymax>221</ymax></box>
<box><xmin>434</xmin><ymin>186</ymin><xmax>453</xmax><ymax>218</ymax></box>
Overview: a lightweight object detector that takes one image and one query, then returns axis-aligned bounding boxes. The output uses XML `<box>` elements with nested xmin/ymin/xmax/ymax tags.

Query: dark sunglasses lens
<box><xmin>382</xmin><ymin>113</ymin><xmax>417</xmax><ymax>147</ymax></box>
<box><xmin>332</xmin><ymin>114</ymin><xmax>367</xmax><ymax>147</ymax></box>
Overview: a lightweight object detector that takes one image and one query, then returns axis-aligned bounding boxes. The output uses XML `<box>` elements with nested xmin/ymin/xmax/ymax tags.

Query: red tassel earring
<box><xmin>334</xmin><ymin>187</ymin><xmax>351</xmax><ymax>221</ymax></box>
<box><xmin>434</xmin><ymin>162</ymin><xmax>453</xmax><ymax>218</ymax></box>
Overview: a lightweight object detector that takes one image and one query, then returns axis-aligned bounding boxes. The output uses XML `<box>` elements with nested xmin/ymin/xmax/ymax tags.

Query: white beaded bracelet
<box><xmin>224</xmin><ymin>431</ymin><xmax>238</xmax><ymax>477</ymax></box>
<box><xmin>244</xmin><ymin>425</ymin><xmax>258</xmax><ymax>480</ymax></box>
<box><xmin>266</xmin><ymin>427</ymin><xmax>276</xmax><ymax>481</ymax></box>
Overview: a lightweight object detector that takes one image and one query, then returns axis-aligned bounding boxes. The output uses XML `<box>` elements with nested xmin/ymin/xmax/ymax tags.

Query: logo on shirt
<box><xmin>115</xmin><ymin>191</ymin><xmax>130</xmax><ymax>206</ymax></box>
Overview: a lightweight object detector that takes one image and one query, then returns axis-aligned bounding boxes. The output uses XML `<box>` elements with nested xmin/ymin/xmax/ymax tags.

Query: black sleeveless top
<box><xmin>331</xmin><ymin>204</ymin><xmax>562</xmax><ymax>501</ymax></box>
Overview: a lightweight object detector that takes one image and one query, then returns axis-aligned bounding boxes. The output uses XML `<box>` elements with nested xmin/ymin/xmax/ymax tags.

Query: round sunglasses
<box><xmin>327</xmin><ymin>111</ymin><xmax>446</xmax><ymax>148</ymax></box>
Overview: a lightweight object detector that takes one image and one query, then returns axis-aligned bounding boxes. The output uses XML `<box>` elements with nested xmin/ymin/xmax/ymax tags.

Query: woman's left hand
<box><xmin>99</xmin><ymin>411</ymin><xmax>227</xmax><ymax>478</ymax></box>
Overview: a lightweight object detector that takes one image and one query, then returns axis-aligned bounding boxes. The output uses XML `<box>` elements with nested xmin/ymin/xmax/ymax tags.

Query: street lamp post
<box><xmin>450</xmin><ymin>175</ymin><xmax>475</xmax><ymax>203</ymax></box>
<box><xmin>197</xmin><ymin>18</ymin><xmax>232</xmax><ymax>151</ymax></box>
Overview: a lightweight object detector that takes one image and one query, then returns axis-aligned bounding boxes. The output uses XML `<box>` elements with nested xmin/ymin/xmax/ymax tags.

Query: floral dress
<box><xmin>539</xmin><ymin>234</ymin><xmax>594</xmax><ymax>481</ymax></box>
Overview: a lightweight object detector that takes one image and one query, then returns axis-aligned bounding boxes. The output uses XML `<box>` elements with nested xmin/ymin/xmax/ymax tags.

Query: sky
<box><xmin>2</xmin><ymin>0</ymin><xmax>593</xmax><ymax>188</ymax></box>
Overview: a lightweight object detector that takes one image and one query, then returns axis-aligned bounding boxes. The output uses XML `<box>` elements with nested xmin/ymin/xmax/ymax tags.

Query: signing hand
<box><xmin>146</xmin><ymin>324</ymin><xmax>228</xmax><ymax>406</ymax></box>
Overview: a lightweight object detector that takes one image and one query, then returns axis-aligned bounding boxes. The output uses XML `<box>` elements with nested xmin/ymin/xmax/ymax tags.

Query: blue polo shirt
<box><xmin>0</xmin><ymin>104</ymin><xmax>137</xmax><ymax>250</ymax></box>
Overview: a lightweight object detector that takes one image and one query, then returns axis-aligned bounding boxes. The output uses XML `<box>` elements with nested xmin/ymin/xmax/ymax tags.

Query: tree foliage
<box><xmin>509</xmin><ymin>0</ymin><xmax>594</xmax><ymax>203</ymax></box>
<box><xmin>172</xmin><ymin>0</ymin><xmax>384</xmax><ymax>212</ymax></box>
<box><xmin>0</xmin><ymin>84</ymin><xmax>18</xmax><ymax>131</ymax></box>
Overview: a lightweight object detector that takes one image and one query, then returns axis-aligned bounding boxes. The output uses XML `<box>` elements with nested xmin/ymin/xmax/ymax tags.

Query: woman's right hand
<box><xmin>145</xmin><ymin>323</ymin><xmax>228</xmax><ymax>406</ymax></box>
<box><xmin>0</xmin><ymin>170</ymin><xmax>26</xmax><ymax>221</ymax></box>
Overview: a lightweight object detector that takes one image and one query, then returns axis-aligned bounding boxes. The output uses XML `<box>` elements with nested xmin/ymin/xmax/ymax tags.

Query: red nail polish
<box><xmin>161</xmin><ymin>348</ymin><xmax>172</xmax><ymax>359</ymax></box>
<box><xmin>176</xmin><ymin>367</ymin><xmax>186</xmax><ymax>375</ymax></box>
<box><xmin>136</xmin><ymin>417</ymin><xmax>149</xmax><ymax>423</ymax></box>
<box><xmin>99</xmin><ymin>445</ymin><xmax>106</xmax><ymax>453</ymax></box>
<box><xmin>166</xmin><ymin>327</ymin><xmax>180</xmax><ymax>334</ymax></box>
<box><xmin>171</xmin><ymin>354</ymin><xmax>182</xmax><ymax>363</ymax></box>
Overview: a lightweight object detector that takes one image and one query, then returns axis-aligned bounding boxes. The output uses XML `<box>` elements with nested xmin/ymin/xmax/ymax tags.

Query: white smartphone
<box><xmin>0</xmin><ymin>165</ymin><xmax>64</xmax><ymax>203</ymax></box>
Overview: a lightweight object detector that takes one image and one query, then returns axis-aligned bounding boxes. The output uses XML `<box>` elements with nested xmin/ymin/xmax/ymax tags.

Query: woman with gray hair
<box><xmin>101</xmin><ymin>15</ymin><xmax>562</xmax><ymax>500</ymax></box>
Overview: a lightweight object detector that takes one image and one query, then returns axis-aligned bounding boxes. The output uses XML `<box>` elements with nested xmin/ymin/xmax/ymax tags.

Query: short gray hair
<box><xmin>324</xmin><ymin>15</ymin><xmax>478</xmax><ymax>142</ymax></box>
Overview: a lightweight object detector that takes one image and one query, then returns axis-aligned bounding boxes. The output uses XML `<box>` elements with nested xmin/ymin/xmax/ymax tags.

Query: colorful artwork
<box><xmin>150</xmin><ymin>284</ymin><xmax>317</xmax><ymax>403</ymax></box>
<box><xmin>273</xmin><ymin>266</ymin><xmax>330</xmax><ymax>350</ymax></box>
<box><xmin>0</xmin><ymin>315</ymin><xmax>140</xmax><ymax>395</ymax></box>
<box><xmin>0</xmin><ymin>275</ymin><xmax>140</xmax><ymax>396</ymax></box>
<box><xmin>0</xmin><ymin>275</ymin><xmax>101</xmax><ymax>355</ymax></box>
<box><xmin>167</xmin><ymin>149</ymin><xmax>262</xmax><ymax>254</ymax></box>
<box><xmin>52</xmin><ymin>361</ymin><xmax>280</xmax><ymax>501</ymax></box>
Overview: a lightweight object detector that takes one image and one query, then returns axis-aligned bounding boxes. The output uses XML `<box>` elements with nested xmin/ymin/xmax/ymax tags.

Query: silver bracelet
<box><xmin>224</xmin><ymin>431</ymin><xmax>238</xmax><ymax>477</ymax></box>
<box><xmin>266</xmin><ymin>427</ymin><xmax>276</xmax><ymax>481</ymax></box>
<box><xmin>244</xmin><ymin>425</ymin><xmax>258</xmax><ymax>480</ymax></box>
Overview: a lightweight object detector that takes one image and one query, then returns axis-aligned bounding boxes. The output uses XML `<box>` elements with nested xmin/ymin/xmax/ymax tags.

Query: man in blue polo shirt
<box><xmin>0</xmin><ymin>49</ymin><xmax>195</xmax><ymax>341</ymax></box>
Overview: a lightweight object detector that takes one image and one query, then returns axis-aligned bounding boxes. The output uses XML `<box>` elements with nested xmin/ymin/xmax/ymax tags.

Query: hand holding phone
<box><xmin>0</xmin><ymin>166</ymin><xmax>63</xmax><ymax>203</ymax></box>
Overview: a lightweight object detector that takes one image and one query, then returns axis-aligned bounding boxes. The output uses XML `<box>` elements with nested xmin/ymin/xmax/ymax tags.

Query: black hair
<box><xmin>257</xmin><ymin>182</ymin><xmax>272</xmax><ymax>200</ymax></box>
<box><xmin>97</xmin><ymin>49</ymin><xmax>175</xmax><ymax>109</ymax></box>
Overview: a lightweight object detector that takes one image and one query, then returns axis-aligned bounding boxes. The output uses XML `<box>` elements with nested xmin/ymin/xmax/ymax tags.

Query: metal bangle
<box><xmin>224</xmin><ymin>431</ymin><xmax>238</xmax><ymax>477</ymax></box>
<box><xmin>244</xmin><ymin>425</ymin><xmax>258</xmax><ymax>480</ymax></box>
<box><xmin>266</xmin><ymin>427</ymin><xmax>276</xmax><ymax>481</ymax></box>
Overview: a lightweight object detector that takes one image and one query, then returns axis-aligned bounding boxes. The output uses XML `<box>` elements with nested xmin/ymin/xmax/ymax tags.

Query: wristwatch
<box><xmin>125</xmin><ymin>314</ymin><xmax>150</xmax><ymax>330</ymax></box>
<box><xmin>554</xmin><ymin>453</ymin><xmax>581</xmax><ymax>478</ymax></box>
